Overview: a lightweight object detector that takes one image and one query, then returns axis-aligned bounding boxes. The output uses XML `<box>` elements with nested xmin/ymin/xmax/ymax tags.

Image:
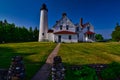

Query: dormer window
<box><xmin>66</xmin><ymin>25</ymin><xmax>69</xmax><ymax>30</ymax></box>
<box><xmin>60</xmin><ymin>25</ymin><xmax>62</xmax><ymax>30</ymax></box>
<box><xmin>87</xmin><ymin>27</ymin><xmax>90</xmax><ymax>31</ymax></box>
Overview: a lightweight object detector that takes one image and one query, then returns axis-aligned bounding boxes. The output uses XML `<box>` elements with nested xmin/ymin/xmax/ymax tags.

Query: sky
<box><xmin>0</xmin><ymin>0</ymin><xmax>120</xmax><ymax>39</ymax></box>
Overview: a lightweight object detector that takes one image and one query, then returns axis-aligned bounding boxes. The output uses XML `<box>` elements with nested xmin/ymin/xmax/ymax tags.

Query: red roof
<box><xmin>54</xmin><ymin>31</ymin><xmax>77</xmax><ymax>34</ymax></box>
<box><xmin>81</xmin><ymin>22</ymin><xmax>90</xmax><ymax>28</ymax></box>
<box><xmin>85</xmin><ymin>31</ymin><xmax>95</xmax><ymax>34</ymax></box>
<box><xmin>48</xmin><ymin>29</ymin><xmax>53</xmax><ymax>33</ymax></box>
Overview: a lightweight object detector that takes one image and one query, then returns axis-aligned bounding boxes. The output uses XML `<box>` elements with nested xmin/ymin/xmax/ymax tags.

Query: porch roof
<box><xmin>54</xmin><ymin>30</ymin><xmax>77</xmax><ymax>34</ymax></box>
<box><xmin>85</xmin><ymin>31</ymin><xmax>95</xmax><ymax>34</ymax></box>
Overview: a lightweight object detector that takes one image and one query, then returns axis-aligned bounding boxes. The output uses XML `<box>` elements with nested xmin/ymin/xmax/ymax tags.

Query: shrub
<box><xmin>101</xmin><ymin>62</ymin><xmax>120</xmax><ymax>80</ymax></box>
<box><xmin>72</xmin><ymin>66</ymin><xmax>98</xmax><ymax>80</ymax></box>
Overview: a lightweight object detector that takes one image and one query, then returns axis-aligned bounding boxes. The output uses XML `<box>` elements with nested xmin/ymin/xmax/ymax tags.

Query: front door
<box><xmin>58</xmin><ymin>35</ymin><xmax>61</xmax><ymax>42</ymax></box>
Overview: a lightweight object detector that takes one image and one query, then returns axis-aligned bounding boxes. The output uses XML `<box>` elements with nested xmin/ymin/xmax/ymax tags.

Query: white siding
<box><xmin>53</xmin><ymin>16</ymin><xmax>76</xmax><ymax>33</ymax></box>
<box><xmin>48</xmin><ymin>33</ymin><xmax>54</xmax><ymax>42</ymax></box>
<box><xmin>79</xmin><ymin>31</ymin><xmax>84</xmax><ymax>41</ymax></box>
<box><xmin>54</xmin><ymin>34</ymin><xmax>78</xmax><ymax>43</ymax></box>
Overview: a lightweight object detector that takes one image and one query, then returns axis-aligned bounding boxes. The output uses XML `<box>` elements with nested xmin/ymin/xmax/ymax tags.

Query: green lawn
<box><xmin>1</xmin><ymin>42</ymin><xmax>120</xmax><ymax>80</ymax></box>
<box><xmin>0</xmin><ymin>42</ymin><xmax>56</xmax><ymax>80</ymax></box>
<box><xmin>58</xmin><ymin>42</ymin><xmax>120</xmax><ymax>65</ymax></box>
<box><xmin>58</xmin><ymin>42</ymin><xmax>120</xmax><ymax>80</ymax></box>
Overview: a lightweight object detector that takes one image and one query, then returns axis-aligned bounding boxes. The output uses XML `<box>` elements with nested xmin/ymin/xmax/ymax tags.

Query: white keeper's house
<box><xmin>38</xmin><ymin>4</ymin><xmax>95</xmax><ymax>43</ymax></box>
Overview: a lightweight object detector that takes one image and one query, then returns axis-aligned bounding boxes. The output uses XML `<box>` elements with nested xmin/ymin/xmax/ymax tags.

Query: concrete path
<box><xmin>32</xmin><ymin>43</ymin><xmax>61</xmax><ymax>80</ymax></box>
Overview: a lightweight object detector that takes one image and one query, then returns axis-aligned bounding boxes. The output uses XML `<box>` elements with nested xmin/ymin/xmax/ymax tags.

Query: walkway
<box><xmin>32</xmin><ymin>43</ymin><xmax>61</xmax><ymax>80</ymax></box>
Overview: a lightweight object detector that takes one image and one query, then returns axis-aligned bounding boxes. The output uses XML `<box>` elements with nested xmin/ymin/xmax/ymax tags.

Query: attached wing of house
<box><xmin>79</xmin><ymin>18</ymin><xmax>95</xmax><ymax>42</ymax></box>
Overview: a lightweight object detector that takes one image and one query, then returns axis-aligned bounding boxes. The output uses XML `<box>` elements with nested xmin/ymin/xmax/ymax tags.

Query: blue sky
<box><xmin>0</xmin><ymin>0</ymin><xmax>120</xmax><ymax>39</ymax></box>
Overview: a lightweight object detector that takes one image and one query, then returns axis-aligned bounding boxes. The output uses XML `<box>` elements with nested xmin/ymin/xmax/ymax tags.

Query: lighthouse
<box><xmin>38</xmin><ymin>4</ymin><xmax>48</xmax><ymax>41</ymax></box>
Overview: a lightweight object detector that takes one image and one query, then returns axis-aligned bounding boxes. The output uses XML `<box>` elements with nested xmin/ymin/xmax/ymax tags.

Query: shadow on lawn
<box><xmin>0</xmin><ymin>47</ymin><xmax>46</xmax><ymax>80</ymax></box>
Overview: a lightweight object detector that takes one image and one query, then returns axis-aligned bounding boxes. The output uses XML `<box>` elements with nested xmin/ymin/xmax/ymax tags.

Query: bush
<box><xmin>101</xmin><ymin>62</ymin><xmax>120</xmax><ymax>80</ymax></box>
<box><xmin>72</xmin><ymin>66</ymin><xmax>98</xmax><ymax>80</ymax></box>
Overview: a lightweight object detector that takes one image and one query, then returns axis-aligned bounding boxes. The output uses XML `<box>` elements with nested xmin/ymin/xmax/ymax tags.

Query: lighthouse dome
<box><xmin>41</xmin><ymin>3</ymin><xmax>48</xmax><ymax>11</ymax></box>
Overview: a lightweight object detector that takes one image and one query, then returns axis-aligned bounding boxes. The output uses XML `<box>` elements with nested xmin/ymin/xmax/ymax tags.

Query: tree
<box><xmin>0</xmin><ymin>21</ymin><xmax>3</xmax><ymax>43</ymax></box>
<box><xmin>33</xmin><ymin>27</ymin><xmax>39</xmax><ymax>41</ymax></box>
<box><xmin>95</xmin><ymin>34</ymin><xmax>104</xmax><ymax>41</ymax></box>
<box><xmin>28</xmin><ymin>27</ymin><xmax>34</xmax><ymax>41</ymax></box>
<box><xmin>0</xmin><ymin>19</ymin><xmax>39</xmax><ymax>43</ymax></box>
<box><xmin>111</xmin><ymin>23</ymin><xmax>120</xmax><ymax>41</ymax></box>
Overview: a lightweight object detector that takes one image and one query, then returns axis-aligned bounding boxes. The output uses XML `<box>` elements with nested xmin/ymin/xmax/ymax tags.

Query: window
<box><xmin>66</xmin><ymin>25</ymin><xmax>69</xmax><ymax>30</ymax></box>
<box><xmin>42</xmin><ymin>33</ymin><xmax>44</xmax><ymax>36</ymax></box>
<box><xmin>76</xmin><ymin>27</ymin><xmax>79</xmax><ymax>31</ymax></box>
<box><xmin>60</xmin><ymin>25</ymin><xmax>62</xmax><ymax>30</ymax></box>
<box><xmin>77</xmin><ymin>34</ymin><xmax>79</xmax><ymax>38</ymax></box>
<box><xmin>69</xmin><ymin>35</ymin><xmax>72</xmax><ymax>40</ymax></box>
<box><xmin>87</xmin><ymin>27</ymin><xmax>90</xmax><ymax>31</ymax></box>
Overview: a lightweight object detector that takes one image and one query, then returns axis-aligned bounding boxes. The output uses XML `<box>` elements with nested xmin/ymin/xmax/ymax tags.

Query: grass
<box><xmin>58</xmin><ymin>42</ymin><xmax>120</xmax><ymax>80</ymax></box>
<box><xmin>0</xmin><ymin>42</ymin><xmax>56</xmax><ymax>80</ymax></box>
<box><xmin>1</xmin><ymin>42</ymin><xmax>120</xmax><ymax>80</ymax></box>
<box><xmin>58</xmin><ymin>42</ymin><xmax>120</xmax><ymax>65</ymax></box>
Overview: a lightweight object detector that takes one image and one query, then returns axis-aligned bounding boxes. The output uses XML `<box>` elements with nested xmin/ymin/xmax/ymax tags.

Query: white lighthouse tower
<box><xmin>38</xmin><ymin>4</ymin><xmax>48</xmax><ymax>41</ymax></box>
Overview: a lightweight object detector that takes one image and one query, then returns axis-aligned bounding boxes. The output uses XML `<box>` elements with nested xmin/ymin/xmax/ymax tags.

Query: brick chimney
<box><xmin>80</xmin><ymin>18</ymin><xmax>83</xmax><ymax>26</ymax></box>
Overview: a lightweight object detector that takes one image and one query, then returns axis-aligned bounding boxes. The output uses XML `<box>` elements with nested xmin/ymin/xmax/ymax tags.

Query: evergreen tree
<box><xmin>0</xmin><ymin>19</ymin><xmax>39</xmax><ymax>43</ymax></box>
<box><xmin>0</xmin><ymin>21</ymin><xmax>3</xmax><ymax>43</ymax></box>
<box><xmin>28</xmin><ymin>27</ymin><xmax>34</xmax><ymax>41</ymax></box>
<box><xmin>111</xmin><ymin>23</ymin><xmax>120</xmax><ymax>41</ymax></box>
<box><xmin>33</xmin><ymin>27</ymin><xmax>39</xmax><ymax>41</ymax></box>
